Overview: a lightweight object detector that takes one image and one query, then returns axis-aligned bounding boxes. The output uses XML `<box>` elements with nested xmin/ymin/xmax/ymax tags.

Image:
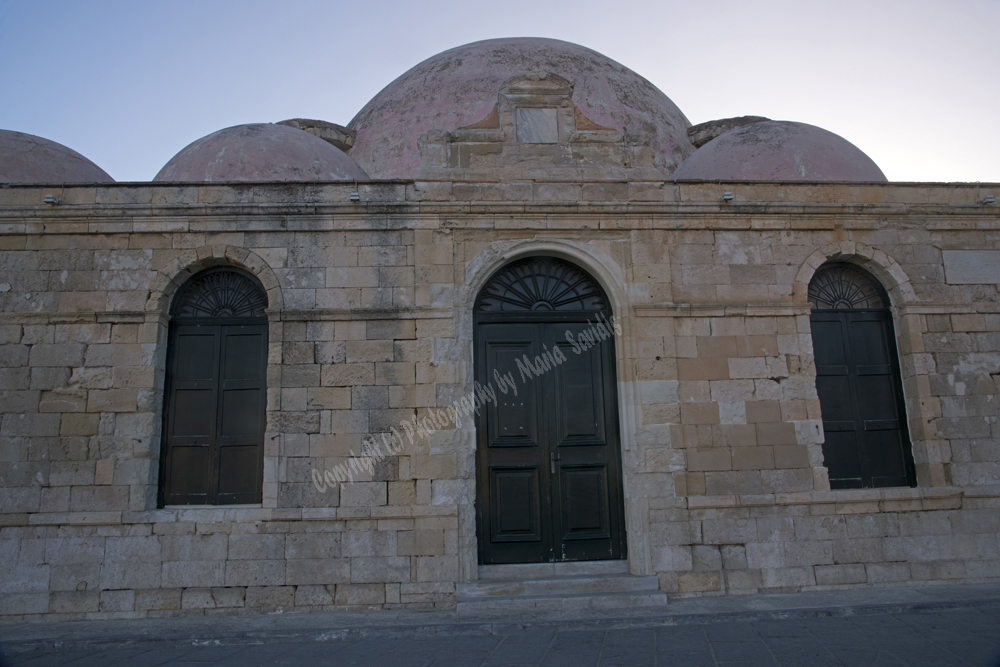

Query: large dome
<box><xmin>154</xmin><ymin>123</ymin><xmax>369</xmax><ymax>182</ymax></box>
<box><xmin>0</xmin><ymin>130</ymin><xmax>114</xmax><ymax>184</ymax></box>
<box><xmin>348</xmin><ymin>38</ymin><xmax>694</xmax><ymax>179</ymax></box>
<box><xmin>672</xmin><ymin>121</ymin><xmax>887</xmax><ymax>182</ymax></box>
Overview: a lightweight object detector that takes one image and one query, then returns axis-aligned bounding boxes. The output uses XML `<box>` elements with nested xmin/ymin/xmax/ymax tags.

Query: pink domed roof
<box><xmin>0</xmin><ymin>130</ymin><xmax>114</xmax><ymax>183</ymax></box>
<box><xmin>672</xmin><ymin>121</ymin><xmax>886</xmax><ymax>182</ymax></box>
<box><xmin>154</xmin><ymin>123</ymin><xmax>369</xmax><ymax>182</ymax></box>
<box><xmin>348</xmin><ymin>38</ymin><xmax>694</xmax><ymax>179</ymax></box>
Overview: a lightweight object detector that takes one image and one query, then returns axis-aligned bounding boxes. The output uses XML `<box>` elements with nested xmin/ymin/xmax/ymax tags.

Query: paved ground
<box><xmin>3</xmin><ymin>585</ymin><xmax>999</xmax><ymax>666</ymax></box>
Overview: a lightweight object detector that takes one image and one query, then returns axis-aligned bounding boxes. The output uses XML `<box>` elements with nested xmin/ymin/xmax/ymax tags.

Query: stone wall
<box><xmin>1</xmin><ymin>180</ymin><xmax>998</xmax><ymax>620</ymax></box>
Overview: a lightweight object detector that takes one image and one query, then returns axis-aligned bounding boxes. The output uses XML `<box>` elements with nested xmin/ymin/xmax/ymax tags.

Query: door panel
<box><xmin>491</xmin><ymin>467</ymin><xmax>542</xmax><ymax>541</ymax></box>
<box><xmin>810</xmin><ymin>310</ymin><xmax>914</xmax><ymax>489</ymax></box>
<box><xmin>476</xmin><ymin>319</ymin><xmax>626</xmax><ymax>564</ymax></box>
<box><xmin>163</xmin><ymin>322</ymin><xmax>266</xmax><ymax>506</ymax></box>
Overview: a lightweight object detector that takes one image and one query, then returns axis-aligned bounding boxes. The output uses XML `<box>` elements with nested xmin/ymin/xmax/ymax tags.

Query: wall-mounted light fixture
<box><xmin>982</xmin><ymin>195</ymin><xmax>996</xmax><ymax>205</ymax></box>
<box><xmin>721</xmin><ymin>192</ymin><xmax>733</xmax><ymax>203</ymax></box>
<box><xmin>43</xmin><ymin>195</ymin><xmax>60</xmax><ymax>206</ymax></box>
<box><xmin>349</xmin><ymin>191</ymin><xmax>361</xmax><ymax>202</ymax></box>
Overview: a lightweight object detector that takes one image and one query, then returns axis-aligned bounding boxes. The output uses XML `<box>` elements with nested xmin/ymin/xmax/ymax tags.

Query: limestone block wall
<box><xmin>0</xmin><ymin>181</ymin><xmax>998</xmax><ymax>620</ymax></box>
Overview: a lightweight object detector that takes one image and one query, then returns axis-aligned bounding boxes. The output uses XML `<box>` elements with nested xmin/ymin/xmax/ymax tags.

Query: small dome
<box><xmin>672</xmin><ymin>121</ymin><xmax>886</xmax><ymax>182</ymax></box>
<box><xmin>0</xmin><ymin>130</ymin><xmax>114</xmax><ymax>184</ymax></box>
<box><xmin>349</xmin><ymin>38</ymin><xmax>694</xmax><ymax>179</ymax></box>
<box><xmin>154</xmin><ymin>123</ymin><xmax>369</xmax><ymax>182</ymax></box>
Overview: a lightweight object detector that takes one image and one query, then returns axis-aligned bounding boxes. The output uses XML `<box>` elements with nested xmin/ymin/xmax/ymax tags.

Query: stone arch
<box><xmin>146</xmin><ymin>244</ymin><xmax>283</xmax><ymax>316</ymax></box>
<box><xmin>793</xmin><ymin>241</ymin><xmax>916</xmax><ymax>310</ymax></box>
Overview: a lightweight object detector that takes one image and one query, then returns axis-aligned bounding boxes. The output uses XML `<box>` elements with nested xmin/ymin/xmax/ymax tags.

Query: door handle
<box><xmin>550</xmin><ymin>451</ymin><xmax>561</xmax><ymax>474</ymax></box>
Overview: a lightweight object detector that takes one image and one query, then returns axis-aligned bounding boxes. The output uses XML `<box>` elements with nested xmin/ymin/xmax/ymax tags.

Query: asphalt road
<box><xmin>5</xmin><ymin>605</ymin><xmax>1000</xmax><ymax>666</ymax></box>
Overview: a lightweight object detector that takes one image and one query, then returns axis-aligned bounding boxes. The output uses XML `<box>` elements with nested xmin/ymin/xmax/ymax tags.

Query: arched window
<box><xmin>808</xmin><ymin>263</ymin><xmax>916</xmax><ymax>489</ymax></box>
<box><xmin>159</xmin><ymin>267</ymin><xmax>269</xmax><ymax>506</ymax></box>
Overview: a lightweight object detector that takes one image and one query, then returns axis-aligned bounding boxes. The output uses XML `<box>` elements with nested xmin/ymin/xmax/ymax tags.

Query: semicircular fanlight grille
<box><xmin>477</xmin><ymin>257</ymin><xmax>607</xmax><ymax>312</ymax></box>
<box><xmin>172</xmin><ymin>268</ymin><xmax>268</xmax><ymax>318</ymax></box>
<box><xmin>808</xmin><ymin>263</ymin><xmax>888</xmax><ymax>310</ymax></box>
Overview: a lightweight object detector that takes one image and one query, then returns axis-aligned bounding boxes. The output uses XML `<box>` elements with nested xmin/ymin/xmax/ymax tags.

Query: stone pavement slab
<box><xmin>2</xmin><ymin>583</ymin><xmax>999</xmax><ymax>666</ymax></box>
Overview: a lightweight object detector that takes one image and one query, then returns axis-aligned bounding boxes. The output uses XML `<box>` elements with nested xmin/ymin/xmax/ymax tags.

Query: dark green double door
<box><xmin>811</xmin><ymin>310</ymin><xmax>916</xmax><ymax>488</ymax></box>
<box><xmin>475</xmin><ymin>320</ymin><xmax>627</xmax><ymax>564</ymax></box>
<box><xmin>161</xmin><ymin>322</ymin><xmax>267</xmax><ymax>505</ymax></box>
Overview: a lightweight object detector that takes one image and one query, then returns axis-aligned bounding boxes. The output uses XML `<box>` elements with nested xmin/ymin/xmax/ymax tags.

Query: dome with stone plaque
<box><xmin>672</xmin><ymin>120</ymin><xmax>887</xmax><ymax>182</ymax></box>
<box><xmin>0</xmin><ymin>129</ymin><xmax>114</xmax><ymax>183</ymax></box>
<box><xmin>348</xmin><ymin>37</ymin><xmax>695</xmax><ymax>179</ymax></box>
<box><xmin>154</xmin><ymin>123</ymin><xmax>369</xmax><ymax>182</ymax></box>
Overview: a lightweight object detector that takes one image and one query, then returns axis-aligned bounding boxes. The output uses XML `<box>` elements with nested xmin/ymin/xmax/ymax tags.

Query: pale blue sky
<box><xmin>1</xmin><ymin>0</ymin><xmax>997</xmax><ymax>182</ymax></box>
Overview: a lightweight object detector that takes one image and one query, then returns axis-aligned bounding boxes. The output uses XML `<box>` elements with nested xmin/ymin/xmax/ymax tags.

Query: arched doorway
<box><xmin>474</xmin><ymin>256</ymin><xmax>627</xmax><ymax>564</ymax></box>
<box><xmin>158</xmin><ymin>267</ymin><xmax>269</xmax><ymax>506</ymax></box>
<box><xmin>808</xmin><ymin>262</ymin><xmax>916</xmax><ymax>489</ymax></box>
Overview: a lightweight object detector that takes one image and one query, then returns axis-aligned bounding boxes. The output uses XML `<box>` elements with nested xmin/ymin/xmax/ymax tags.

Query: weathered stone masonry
<box><xmin>1</xmin><ymin>180</ymin><xmax>999</xmax><ymax>620</ymax></box>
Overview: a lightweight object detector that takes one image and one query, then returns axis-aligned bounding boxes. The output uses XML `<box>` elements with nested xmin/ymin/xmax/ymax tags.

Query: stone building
<box><xmin>1</xmin><ymin>37</ymin><xmax>999</xmax><ymax>620</ymax></box>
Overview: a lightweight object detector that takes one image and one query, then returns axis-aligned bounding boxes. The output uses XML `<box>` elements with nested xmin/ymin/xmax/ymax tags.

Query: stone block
<box><xmin>321</xmin><ymin>363</ymin><xmax>375</xmax><ymax>387</ymax></box>
<box><xmin>688</xmin><ymin>448</ymin><xmax>732</xmax><ymax>472</ymax></box>
<box><xmin>294</xmin><ymin>584</ymin><xmax>334</xmax><ymax>606</ymax></box>
<box><xmin>245</xmin><ymin>586</ymin><xmax>294</xmax><ymax>608</ymax></box>
<box><xmin>94</xmin><ymin>459</ymin><xmax>115</xmax><ymax>485</ymax></box>
<box><xmin>162</xmin><ymin>560</ymin><xmax>225</xmax><ymax>588</ymax></box>
<box><xmin>350</xmin><ymin>556</ymin><xmax>410</xmax><ymax>584</ymax></box>
<box><xmin>161</xmin><ymin>534</ymin><xmax>228</xmax><ymax>561</ymax></box>
<box><xmin>336</xmin><ymin>583</ymin><xmax>385</xmax><ymax>605</ymax></box>
<box><xmin>28</xmin><ymin>344</ymin><xmax>85</xmax><ymax>367</ymax></box>
<box><xmin>210</xmin><ymin>587</ymin><xmax>246</xmax><ymax>608</ymax></box>
<box><xmin>340</xmin><ymin>482</ymin><xmax>387</xmax><ymax>507</ymax></box>
<box><xmin>135</xmin><ymin>588</ymin><xmax>181</xmax><ymax>611</ymax></box>
<box><xmin>415</xmin><ymin>556</ymin><xmax>458</xmax><ymax>582</ymax></box>
<box><xmin>761</xmin><ymin>566</ymin><xmax>815</xmax><ymax>588</ymax></box>
<box><xmin>692</xmin><ymin>545</ymin><xmax>722</xmax><ymax>571</ymax></box>
<box><xmin>352</xmin><ymin>385</ymin><xmax>389</xmax><ymax>410</ymax></box>
<box><xmin>681</xmin><ymin>402</ymin><xmax>720</xmax><ymax>425</ymax></box>
<box><xmin>705</xmin><ymin>471</ymin><xmax>762</xmax><ymax>495</ymax></box>
<box><xmin>814</xmin><ymin>564</ymin><xmax>866</xmax><ymax>585</ymax></box>
<box><xmin>60</xmin><ymin>413</ymin><xmax>100</xmax><ymax>436</ymax></box>
<box><xmin>49</xmin><ymin>590</ymin><xmax>99</xmax><ymax>613</ymax></box>
<box><xmin>1</xmin><ymin>564</ymin><xmax>49</xmax><ymax>594</ymax></box>
<box><xmin>677</xmin><ymin>358</ymin><xmax>729</xmax><ymax>381</ymax></box>
<box><xmin>721</xmin><ymin>545</ymin><xmax>748</xmax><ymax>569</ymax></box>
<box><xmin>2</xmin><ymin>413</ymin><xmax>60</xmax><ymax>437</ymax></box>
<box><xmin>228</xmin><ymin>534</ymin><xmax>284</xmax><ymax>560</ymax></box>
<box><xmin>101</xmin><ymin>537</ymin><xmax>161</xmax><ymax>590</ymax></box>
<box><xmin>70</xmin><ymin>486</ymin><xmax>129</xmax><ymax>512</ymax></box>
<box><xmin>99</xmin><ymin>589</ymin><xmax>135</xmax><ymax>612</ymax></box>
<box><xmin>678</xmin><ymin>571</ymin><xmax>721</xmax><ymax>592</ymax></box>
<box><xmin>388</xmin><ymin>481</ymin><xmax>416</xmax><ymax>506</ymax></box>
<box><xmin>224</xmin><ymin>560</ymin><xmax>285</xmax><ymax>587</ymax></box>
<box><xmin>725</xmin><ymin>569</ymin><xmax>763</xmax><ymax>591</ymax></box>
<box><xmin>731</xmin><ymin>446</ymin><xmax>774</xmax><ymax>470</ymax></box>
<box><xmin>773</xmin><ymin>445</ymin><xmax>810</xmax><ymax>468</ymax></box>
<box><xmin>50</xmin><ymin>461</ymin><xmax>96</xmax><ymax>486</ymax></box>
<box><xmin>285</xmin><ymin>533</ymin><xmax>341</xmax><ymax>559</ymax></box>
<box><xmin>342</xmin><ymin>530</ymin><xmax>397</xmax><ymax>557</ymax></box>
<box><xmin>285</xmin><ymin>557</ymin><xmax>350</xmax><ymax>585</ymax></box>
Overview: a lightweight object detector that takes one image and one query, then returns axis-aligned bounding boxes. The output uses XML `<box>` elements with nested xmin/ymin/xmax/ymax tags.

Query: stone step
<box><xmin>457</xmin><ymin>560</ymin><xmax>668</xmax><ymax>615</ymax></box>
<box><xmin>456</xmin><ymin>591</ymin><xmax>668</xmax><ymax>615</ymax></box>
<box><xmin>477</xmin><ymin>560</ymin><xmax>629</xmax><ymax>580</ymax></box>
<box><xmin>457</xmin><ymin>574</ymin><xmax>661</xmax><ymax>599</ymax></box>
